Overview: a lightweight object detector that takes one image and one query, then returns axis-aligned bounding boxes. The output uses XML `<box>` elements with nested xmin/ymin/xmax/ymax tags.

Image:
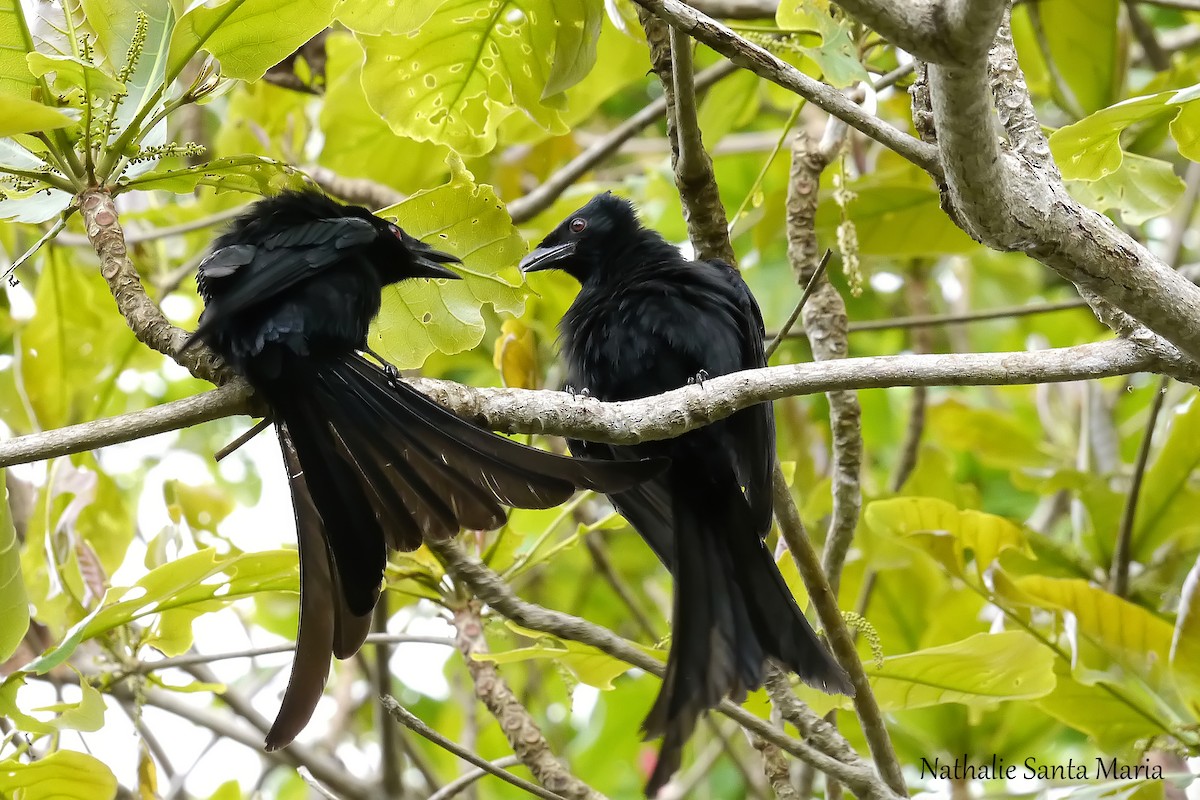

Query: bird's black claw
<box><xmin>383</xmin><ymin>363</ymin><xmax>401</xmax><ymax>386</ymax></box>
<box><xmin>687</xmin><ymin>369</ymin><xmax>709</xmax><ymax>387</ymax></box>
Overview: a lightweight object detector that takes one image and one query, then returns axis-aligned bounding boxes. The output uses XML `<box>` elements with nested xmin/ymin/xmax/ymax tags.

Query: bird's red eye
<box><xmin>569</xmin><ymin>218</ymin><xmax>587</xmax><ymax>233</ymax></box>
<box><xmin>388</xmin><ymin>223</ymin><xmax>403</xmax><ymax>239</ymax></box>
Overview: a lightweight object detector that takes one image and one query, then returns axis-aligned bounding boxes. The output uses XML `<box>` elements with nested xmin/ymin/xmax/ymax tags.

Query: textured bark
<box><xmin>453</xmin><ymin>604</ymin><xmax>605</xmax><ymax>800</ymax></box>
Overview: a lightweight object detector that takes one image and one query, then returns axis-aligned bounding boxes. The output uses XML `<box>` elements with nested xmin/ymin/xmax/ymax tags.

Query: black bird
<box><xmin>521</xmin><ymin>193</ymin><xmax>852</xmax><ymax>795</ymax></box>
<box><xmin>188</xmin><ymin>190</ymin><xmax>664</xmax><ymax>750</ymax></box>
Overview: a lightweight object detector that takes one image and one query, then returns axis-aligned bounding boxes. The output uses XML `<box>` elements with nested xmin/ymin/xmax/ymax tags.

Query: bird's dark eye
<box><xmin>569</xmin><ymin>218</ymin><xmax>587</xmax><ymax>233</ymax></box>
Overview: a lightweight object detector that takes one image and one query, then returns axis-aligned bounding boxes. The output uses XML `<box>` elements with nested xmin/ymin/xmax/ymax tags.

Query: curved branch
<box><xmin>0</xmin><ymin>340</ymin><xmax>1167</xmax><ymax>469</ymax></box>
<box><xmin>79</xmin><ymin>189</ymin><xmax>234</xmax><ymax>385</ymax></box>
<box><xmin>831</xmin><ymin>0</ymin><xmax>1007</xmax><ymax>66</ymax></box>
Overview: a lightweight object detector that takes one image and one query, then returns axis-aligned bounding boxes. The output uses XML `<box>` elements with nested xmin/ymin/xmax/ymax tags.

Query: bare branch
<box><xmin>690</xmin><ymin>0</ymin><xmax>778</xmax><ymax>17</ymax></box>
<box><xmin>770</xmin><ymin>471</ymin><xmax>907</xmax><ymax>794</ymax></box>
<box><xmin>451</xmin><ymin>603</ymin><xmax>607</xmax><ymax>800</ymax></box>
<box><xmin>1112</xmin><ymin>377</ymin><xmax>1169</xmax><ymax>597</ymax></box>
<box><xmin>509</xmin><ymin>61</ymin><xmax>739</xmax><ymax>224</ymax></box>
<box><xmin>57</xmin><ymin>206</ymin><xmax>244</xmax><ymax>247</ymax></box>
<box><xmin>381</xmin><ymin>697</ymin><xmax>567</xmax><ymax>800</ymax></box>
<box><xmin>0</xmin><ymin>340</ymin><xmax>1171</xmax><ymax>469</ymax></box>
<box><xmin>307</xmin><ymin>166</ymin><xmax>404</xmax><ymax>210</ymax></box>
<box><xmin>785</xmin><ymin>123</ymin><xmax>861</xmax><ymax>595</ymax></box>
<box><xmin>427</xmin><ymin>755</ymin><xmax>522</xmax><ymax>800</ymax></box>
<box><xmin>629</xmin><ymin>0</ymin><xmax>943</xmax><ymax>175</ymax></box>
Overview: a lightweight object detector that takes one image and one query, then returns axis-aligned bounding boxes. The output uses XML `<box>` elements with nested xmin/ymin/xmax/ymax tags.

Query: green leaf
<box><xmin>358</xmin><ymin>0</ymin><xmax>586</xmax><ymax>157</ymax></box>
<box><xmin>162</xmin><ymin>479</ymin><xmax>234</xmax><ymax>533</ymax></box>
<box><xmin>1050</xmin><ymin>86</ymin><xmax>1200</xmax><ymax>180</ymax></box>
<box><xmin>0</xmin><ymin>672</ymin><xmax>105</xmax><ymax>734</ymax></box>
<box><xmin>335</xmin><ymin>1</ymin><xmax>435</xmax><ymax>34</ymax></box>
<box><xmin>169</xmin><ymin>0</ymin><xmax>336</xmax><ymax>82</ymax></box>
<box><xmin>1012</xmin><ymin>576</ymin><xmax>1175</xmax><ymax>674</ymax></box>
<box><xmin>542</xmin><ymin>0</ymin><xmax>602</xmax><ymax>98</ymax></box>
<box><xmin>115</xmin><ymin>155</ymin><xmax>311</xmax><ymax>195</ymax></box>
<box><xmin>1036</xmin><ymin>0</ymin><xmax>1119</xmax><ymax>114</ymax></box>
<box><xmin>21</xmin><ymin>548</ymin><xmax>297</xmax><ymax>674</ymax></box>
<box><xmin>697</xmin><ymin>69</ymin><xmax>760</xmax><ymax>147</ymax></box>
<box><xmin>0</xmin><ymin>95</ymin><xmax>76</xmax><ymax>136</ymax></box>
<box><xmin>1065</xmin><ymin>779</ymin><xmax>1163</xmax><ymax>800</ymax></box>
<box><xmin>866</xmin><ymin>631</ymin><xmax>1057</xmax><ymax>711</ymax></box>
<box><xmin>476</xmin><ymin>620</ymin><xmax>663</xmax><ymax>690</ymax></box>
<box><xmin>372</xmin><ymin>155</ymin><xmax>526</xmax><ymax>369</ymax></box>
<box><xmin>927</xmin><ymin>399</ymin><xmax>1049</xmax><ymax>471</ymax></box>
<box><xmin>1132</xmin><ymin>397</ymin><xmax>1200</xmax><ymax>558</ymax></box>
<box><xmin>0</xmin><ymin>469</ymin><xmax>29</xmax><ymax>663</ymax></box>
<box><xmin>26</xmin><ymin>52</ymin><xmax>124</xmax><ymax>99</ymax></box>
<box><xmin>1064</xmin><ymin>151</ymin><xmax>1184</xmax><ymax>225</ymax></box>
<box><xmin>775</xmin><ymin>0</ymin><xmax>869</xmax><ymax>89</ymax></box>
<box><xmin>317</xmin><ymin>33</ymin><xmax>450</xmax><ymax>194</ymax></box>
<box><xmin>1036</xmin><ymin>662</ymin><xmax>1170</xmax><ymax>751</ymax></box>
<box><xmin>0</xmin><ymin>750</ymin><xmax>117</xmax><ymax>800</ymax></box>
<box><xmin>0</xmin><ymin>0</ymin><xmax>40</xmax><ymax>98</ymax></box>
<box><xmin>865</xmin><ymin>497</ymin><xmax>1029</xmax><ymax>580</ymax></box>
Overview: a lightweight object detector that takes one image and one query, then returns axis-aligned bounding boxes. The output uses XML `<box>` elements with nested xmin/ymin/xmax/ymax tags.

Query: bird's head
<box><xmin>519</xmin><ymin>192</ymin><xmax>640</xmax><ymax>283</ymax></box>
<box><xmin>350</xmin><ymin>206</ymin><xmax>462</xmax><ymax>284</ymax></box>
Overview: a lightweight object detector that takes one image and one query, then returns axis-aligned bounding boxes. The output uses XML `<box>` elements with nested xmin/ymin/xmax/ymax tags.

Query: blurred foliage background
<box><xmin>0</xmin><ymin>0</ymin><xmax>1197</xmax><ymax>798</ymax></box>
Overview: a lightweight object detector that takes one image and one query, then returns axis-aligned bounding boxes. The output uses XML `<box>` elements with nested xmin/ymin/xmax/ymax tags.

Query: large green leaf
<box><xmin>78</xmin><ymin>0</ymin><xmax>173</xmax><ymax>134</ymax></box>
<box><xmin>317</xmin><ymin>33</ymin><xmax>450</xmax><ymax>194</ymax></box>
<box><xmin>0</xmin><ymin>0</ymin><xmax>39</xmax><ymax>98</ymax></box>
<box><xmin>0</xmin><ymin>750</ymin><xmax>117</xmax><ymax>800</ymax></box>
<box><xmin>1064</xmin><ymin>151</ymin><xmax>1184</xmax><ymax>225</ymax></box>
<box><xmin>0</xmin><ymin>95</ymin><xmax>75</xmax><ymax>137</ymax></box>
<box><xmin>1050</xmin><ymin>85</ymin><xmax>1200</xmax><ymax>180</ymax></box>
<box><xmin>0</xmin><ymin>470</ymin><xmax>29</xmax><ymax>662</ymax></box>
<box><xmin>1036</xmin><ymin>0</ymin><xmax>1119</xmax><ymax>114</ymax></box>
<box><xmin>927</xmin><ymin>399</ymin><xmax>1049</xmax><ymax>471</ymax></box>
<box><xmin>372</xmin><ymin>155</ymin><xmax>526</xmax><ymax>368</ymax></box>
<box><xmin>1013</xmin><ymin>575</ymin><xmax>1174</xmax><ymax>676</ymax></box>
<box><xmin>358</xmin><ymin>0</ymin><xmax>601</xmax><ymax>156</ymax></box>
<box><xmin>1036</xmin><ymin>663</ymin><xmax>1172</xmax><ymax>751</ymax></box>
<box><xmin>169</xmin><ymin>0</ymin><xmax>336</xmax><ymax>82</ymax></box>
<box><xmin>0</xmin><ymin>671</ymin><xmax>105</xmax><ymax>734</ymax></box>
<box><xmin>865</xmin><ymin>497</ymin><xmax>1029</xmax><ymax>580</ymax></box>
<box><xmin>21</xmin><ymin>548</ymin><xmax>297</xmax><ymax>673</ymax></box>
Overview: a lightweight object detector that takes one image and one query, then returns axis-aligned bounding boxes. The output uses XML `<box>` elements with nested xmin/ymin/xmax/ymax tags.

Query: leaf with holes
<box><xmin>359</xmin><ymin>0</ymin><xmax>603</xmax><ymax>156</ymax></box>
<box><xmin>115</xmin><ymin>155</ymin><xmax>311</xmax><ymax>196</ymax></box>
<box><xmin>372</xmin><ymin>155</ymin><xmax>526</xmax><ymax>369</ymax></box>
<box><xmin>1064</xmin><ymin>150</ymin><xmax>1184</xmax><ymax>225</ymax></box>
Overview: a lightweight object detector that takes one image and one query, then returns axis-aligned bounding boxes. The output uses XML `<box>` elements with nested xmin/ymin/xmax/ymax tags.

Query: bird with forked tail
<box><xmin>187</xmin><ymin>189</ymin><xmax>666</xmax><ymax>750</ymax></box>
<box><xmin>521</xmin><ymin>192</ymin><xmax>852</xmax><ymax>796</ymax></box>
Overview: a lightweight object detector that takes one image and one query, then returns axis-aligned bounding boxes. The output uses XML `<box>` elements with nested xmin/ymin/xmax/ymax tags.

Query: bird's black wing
<box><xmin>708</xmin><ymin>260</ymin><xmax>776</xmax><ymax>537</ymax></box>
<box><xmin>191</xmin><ymin>217</ymin><xmax>377</xmax><ymax>344</ymax></box>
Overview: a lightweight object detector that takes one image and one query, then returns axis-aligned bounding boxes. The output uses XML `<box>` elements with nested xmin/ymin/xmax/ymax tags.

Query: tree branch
<box><xmin>451</xmin><ymin>603</ymin><xmax>606</xmax><ymax>800</ymax></box>
<box><xmin>381</xmin><ymin>697</ymin><xmax>567</xmax><ymax>800</ymax></box>
<box><xmin>785</xmin><ymin>121</ymin><xmax>862</xmax><ymax>595</ymax></box>
<box><xmin>425</xmin><ymin>537</ymin><xmax>903</xmax><ymax>800</ymax></box>
<box><xmin>0</xmin><ymin>340</ymin><xmax>1171</xmax><ymax>469</ymax></box>
<box><xmin>830</xmin><ymin>0</ymin><xmax>1008</xmax><ymax>66</ymax></box>
<box><xmin>79</xmin><ymin>189</ymin><xmax>234</xmax><ymax>385</ymax></box>
<box><xmin>629</xmin><ymin>0</ymin><xmax>943</xmax><ymax>176</ymax></box>
<box><xmin>770</xmin><ymin>471</ymin><xmax>907</xmax><ymax>794</ymax></box>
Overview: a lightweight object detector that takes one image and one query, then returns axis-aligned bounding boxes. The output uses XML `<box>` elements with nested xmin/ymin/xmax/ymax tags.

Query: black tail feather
<box><xmin>642</xmin><ymin>464</ymin><xmax>851</xmax><ymax>797</ymax></box>
<box><xmin>258</xmin><ymin>352</ymin><xmax>667</xmax><ymax>751</ymax></box>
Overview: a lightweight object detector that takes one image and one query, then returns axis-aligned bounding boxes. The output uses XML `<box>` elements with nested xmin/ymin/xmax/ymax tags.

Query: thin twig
<box><xmin>56</xmin><ymin>206</ymin><xmax>243</xmax><ymax>247</ymax></box>
<box><xmin>451</xmin><ymin>603</ymin><xmax>606</xmax><ymax>800</ymax></box>
<box><xmin>427</xmin><ymin>755</ymin><xmax>523</xmax><ymax>800</ymax></box>
<box><xmin>126</xmin><ymin>633</ymin><xmax>454</xmax><ymax>673</ymax></box>
<box><xmin>214</xmin><ymin>417</ymin><xmax>272</xmax><ymax>462</ymax></box>
<box><xmin>509</xmin><ymin>61</ymin><xmax>738</xmax><ymax>224</ymax></box>
<box><xmin>765</xmin><ymin>250</ymin><xmax>831</xmax><ymax>359</ymax></box>
<box><xmin>381</xmin><ymin>697</ymin><xmax>567</xmax><ymax>800</ymax></box>
<box><xmin>1112</xmin><ymin>376</ymin><xmax>1170</xmax><ymax>597</ymax></box>
<box><xmin>769</xmin><ymin>299</ymin><xmax>1088</xmax><ymax>339</ymax></box>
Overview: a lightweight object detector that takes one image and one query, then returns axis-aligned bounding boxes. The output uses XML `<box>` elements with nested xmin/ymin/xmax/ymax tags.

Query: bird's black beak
<box><xmin>404</xmin><ymin>232</ymin><xmax>462</xmax><ymax>280</ymax></box>
<box><xmin>519</xmin><ymin>241</ymin><xmax>575</xmax><ymax>273</ymax></box>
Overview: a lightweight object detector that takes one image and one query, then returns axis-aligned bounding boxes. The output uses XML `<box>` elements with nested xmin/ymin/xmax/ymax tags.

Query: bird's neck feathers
<box><xmin>581</xmin><ymin>225</ymin><xmax>683</xmax><ymax>287</ymax></box>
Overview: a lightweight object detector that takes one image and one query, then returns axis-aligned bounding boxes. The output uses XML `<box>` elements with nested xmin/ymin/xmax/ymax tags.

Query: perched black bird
<box><xmin>188</xmin><ymin>190</ymin><xmax>664</xmax><ymax>750</ymax></box>
<box><xmin>522</xmin><ymin>193</ymin><xmax>852</xmax><ymax>795</ymax></box>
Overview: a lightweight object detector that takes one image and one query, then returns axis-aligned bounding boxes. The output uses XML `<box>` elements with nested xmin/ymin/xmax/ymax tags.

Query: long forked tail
<box><xmin>260</xmin><ymin>352</ymin><xmax>665</xmax><ymax>750</ymax></box>
<box><xmin>642</xmin><ymin>465</ymin><xmax>851</xmax><ymax>796</ymax></box>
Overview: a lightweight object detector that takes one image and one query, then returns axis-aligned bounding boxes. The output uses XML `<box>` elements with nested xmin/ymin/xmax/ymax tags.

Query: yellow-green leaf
<box><xmin>865</xmin><ymin>497</ymin><xmax>1029</xmax><ymax>580</ymax></box>
<box><xmin>0</xmin><ymin>95</ymin><xmax>76</xmax><ymax>137</ymax></box>
<box><xmin>492</xmin><ymin>317</ymin><xmax>538</xmax><ymax>389</ymax></box>
<box><xmin>0</xmin><ymin>750</ymin><xmax>117</xmax><ymax>800</ymax></box>
<box><xmin>372</xmin><ymin>155</ymin><xmax>526</xmax><ymax>369</ymax></box>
